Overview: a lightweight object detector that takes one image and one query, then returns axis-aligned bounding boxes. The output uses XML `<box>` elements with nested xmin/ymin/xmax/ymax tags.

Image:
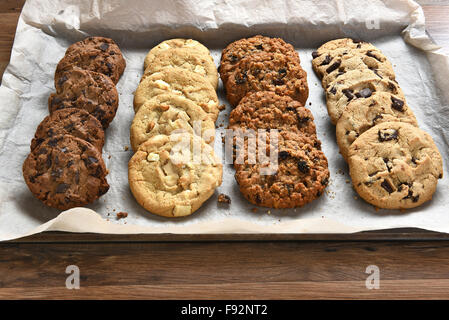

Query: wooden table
<box><xmin>1</xmin><ymin>0</ymin><xmax>449</xmax><ymax>300</ymax></box>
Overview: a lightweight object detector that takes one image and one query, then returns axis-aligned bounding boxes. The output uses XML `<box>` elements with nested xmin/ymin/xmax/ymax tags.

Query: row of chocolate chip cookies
<box><xmin>220</xmin><ymin>36</ymin><xmax>329</xmax><ymax>208</ymax></box>
<box><xmin>128</xmin><ymin>39</ymin><xmax>223</xmax><ymax>218</ymax></box>
<box><xmin>23</xmin><ymin>37</ymin><xmax>126</xmax><ymax>210</ymax></box>
<box><xmin>312</xmin><ymin>38</ymin><xmax>443</xmax><ymax>209</ymax></box>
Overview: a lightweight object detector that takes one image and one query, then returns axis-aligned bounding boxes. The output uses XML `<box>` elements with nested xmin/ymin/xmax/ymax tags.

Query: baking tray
<box><xmin>1</xmin><ymin>0</ymin><xmax>449</xmax><ymax>242</ymax></box>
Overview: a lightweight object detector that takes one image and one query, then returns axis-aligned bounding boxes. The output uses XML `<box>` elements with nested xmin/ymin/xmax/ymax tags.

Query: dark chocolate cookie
<box><xmin>225</xmin><ymin>52</ymin><xmax>308</xmax><ymax>107</ymax></box>
<box><xmin>234</xmin><ymin>130</ymin><xmax>329</xmax><ymax>208</ymax></box>
<box><xmin>229</xmin><ymin>91</ymin><xmax>317</xmax><ymax>139</ymax></box>
<box><xmin>219</xmin><ymin>35</ymin><xmax>299</xmax><ymax>85</ymax></box>
<box><xmin>23</xmin><ymin>135</ymin><xmax>109</xmax><ymax>210</ymax></box>
<box><xmin>49</xmin><ymin>67</ymin><xmax>119</xmax><ymax>128</ymax></box>
<box><xmin>31</xmin><ymin>108</ymin><xmax>105</xmax><ymax>152</ymax></box>
<box><xmin>55</xmin><ymin>36</ymin><xmax>126</xmax><ymax>84</ymax></box>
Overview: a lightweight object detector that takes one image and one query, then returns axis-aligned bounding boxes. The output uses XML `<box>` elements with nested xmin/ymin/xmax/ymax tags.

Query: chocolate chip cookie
<box><xmin>144</xmin><ymin>38</ymin><xmax>211</xmax><ymax>71</ymax></box>
<box><xmin>31</xmin><ymin>108</ymin><xmax>105</xmax><ymax>152</ymax></box>
<box><xmin>336</xmin><ymin>92</ymin><xmax>418</xmax><ymax>161</ymax></box>
<box><xmin>348</xmin><ymin>122</ymin><xmax>443</xmax><ymax>209</ymax></box>
<box><xmin>312</xmin><ymin>38</ymin><xmax>378</xmax><ymax>60</ymax></box>
<box><xmin>134</xmin><ymin>67</ymin><xmax>219</xmax><ymax>120</ymax></box>
<box><xmin>23</xmin><ymin>135</ymin><xmax>109</xmax><ymax>210</ymax></box>
<box><xmin>326</xmin><ymin>69</ymin><xmax>405</xmax><ymax>124</ymax></box>
<box><xmin>49</xmin><ymin>67</ymin><xmax>119</xmax><ymax>129</ymax></box>
<box><xmin>128</xmin><ymin>133</ymin><xmax>223</xmax><ymax>217</ymax></box>
<box><xmin>225</xmin><ymin>52</ymin><xmax>308</xmax><ymax>107</ymax></box>
<box><xmin>219</xmin><ymin>35</ymin><xmax>299</xmax><ymax>85</ymax></box>
<box><xmin>316</xmin><ymin>48</ymin><xmax>396</xmax><ymax>88</ymax></box>
<box><xmin>229</xmin><ymin>91</ymin><xmax>317</xmax><ymax>139</ymax></box>
<box><xmin>234</xmin><ymin>130</ymin><xmax>329</xmax><ymax>208</ymax></box>
<box><xmin>143</xmin><ymin>47</ymin><xmax>218</xmax><ymax>89</ymax></box>
<box><xmin>55</xmin><ymin>36</ymin><xmax>126</xmax><ymax>84</ymax></box>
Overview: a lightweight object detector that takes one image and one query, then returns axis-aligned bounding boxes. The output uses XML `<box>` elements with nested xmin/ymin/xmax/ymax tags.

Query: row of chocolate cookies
<box><xmin>23</xmin><ymin>37</ymin><xmax>126</xmax><ymax>210</ymax></box>
<box><xmin>220</xmin><ymin>36</ymin><xmax>329</xmax><ymax>208</ymax></box>
<box><xmin>128</xmin><ymin>39</ymin><xmax>223</xmax><ymax>218</ymax></box>
<box><xmin>312</xmin><ymin>38</ymin><xmax>443</xmax><ymax>209</ymax></box>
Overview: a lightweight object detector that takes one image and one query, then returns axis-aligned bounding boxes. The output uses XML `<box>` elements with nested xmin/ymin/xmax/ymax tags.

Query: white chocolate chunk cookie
<box><xmin>144</xmin><ymin>47</ymin><xmax>218</xmax><ymax>89</ymax></box>
<box><xmin>144</xmin><ymin>38</ymin><xmax>211</xmax><ymax>71</ymax></box>
<box><xmin>130</xmin><ymin>94</ymin><xmax>215</xmax><ymax>152</ymax></box>
<box><xmin>128</xmin><ymin>133</ymin><xmax>223</xmax><ymax>217</ymax></box>
<box><xmin>134</xmin><ymin>67</ymin><xmax>219</xmax><ymax>120</ymax></box>
<box><xmin>336</xmin><ymin>92</ymin><xmax>418</xmax><ymax>161</ymax></box>
<box><xmin>348</xmin><ymin>122</ymin><xmax>443</xmax><ymax>209</ymax></box>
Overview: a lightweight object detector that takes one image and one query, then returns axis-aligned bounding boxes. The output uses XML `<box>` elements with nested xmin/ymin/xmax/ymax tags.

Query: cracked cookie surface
<box><xmin>130</xmin><ymin>94</ymin><xmax>215</xmax><ymax>152</ymax></box>
<box><xmin>31</xmin><ymin>108</ymin><xmax>105</xmax><ymax>152</ymax></box>
<box><xmin>219</xmin><ymin>35</ymin><xmax>299</xmax><ymax>85</ymax></box>
<box><xmin>143</xmin><ymin>47</ymin><xmax>218</xmax><ymax>89</ymax></box>
<box><xmin>325</xmin><ymin>69</ymin><xmax>405</xmax><ymax>124</ymax></box>
<box><xmin>134</xmin><ymin>67</ymin><xmax>219</xmax><ymax>120</ymax></box>
<box><xmin>23</xmin><ymin>135</ymin><xmax>109</xmax><ymax>210</ymax></box>
<box><xmin>225</xmin><ymin>52</ymin><xmax>308</xmax><ymax>107</ymax></box>
<box><xmin>55</xmin><ymin>36</ymin><xmax>125</xmax><ymax>84</ymax></box>
<box><xmin>234</xmin><ymin>130</ymin><xmax>329</xmax><ymax>208</ymax></box>
<box><xmin>348</xmin><ymin>122</ymin><xmax>443</xmax><ymax>209</ymax></box>
<box><xmin>144</xmin><ymin>38</ymin><xmax>211</xmax><ymax>71</ymax></box>
<box><xmin>336</xmin><ymin>92</ymin><xmax>418</xmax><ymax>161</ymax></box>
<box><xmin>128</xmin><ymin>133</ymin><xmax>222</xmax><ymax>217</ymax></box>
<box><xmin>49</xmin><ymin>67</ymin><xmax>119</xmax><ymax>129</ymax></box>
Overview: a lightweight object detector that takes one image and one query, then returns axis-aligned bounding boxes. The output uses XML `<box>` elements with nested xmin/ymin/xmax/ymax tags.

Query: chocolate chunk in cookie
<box><xmin>23</xmin><ymin>135</ymin><xmax>109</xmax><ymax>210</ymax></box>
<box><xmin>226</xmin><ymin>52</ymin><xmax>308</xmax><ymax>107</ymax></box>
<box><xmin>31</xmin><ymin>108</ymin><xmax>105</xmax><ymax>152</ymax></box>
<box><xmin>55</xmin><ymin>36</ymin><xmax>126</xmax><ymax>84</ymax></box>
<box><xmin>348</xmin><ymin>122</ymin><xmax>443</xmax><ymax>209</ymax></box>
<box><xmin>49</xmin><ymin>67</ymin><xmax>119</xmax><ymax>128</ymax></box>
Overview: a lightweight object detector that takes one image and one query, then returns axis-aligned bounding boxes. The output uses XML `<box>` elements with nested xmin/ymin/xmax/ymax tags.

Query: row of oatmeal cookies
<box><xmin>312</xmin><ymin>38</ymin><xmax>443</xmax><ymax>209</ymax></box>
<box><xmin>220</xmin><ymin>36</ymin><xmax>329</xmax><ymax>208</ymax></box>
<box><xmin>23</xmin><ymin>37</ymin><xmax>126</xmax><ymax>209</ymax></box>
<box><xmin>129</xmin><ymin>39</ymin><xmax>223</xmax><ymax>218</ymax></box>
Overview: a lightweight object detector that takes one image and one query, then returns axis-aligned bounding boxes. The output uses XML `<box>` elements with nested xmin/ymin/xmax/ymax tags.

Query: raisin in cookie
<box><xmin>326</xmin><ymin>69</ymin><xmax>405</xmax><ymax>124</ymax></box>
<box><xmin>336</xmin><ymin>92</ymin><xmax>418</xmax><ymax>161</ymax></box>
<box><xmin>234</xmin><ymin>130</ymin><xmax>329</xmax><ymax>208</ymax></box>
<box><xmin>31</xmin><ymin>108</ymin><xmax>105</xmax><ymax>152</ymax></box>
<box><xmin>55</xmin><ymin>37</ymin><xmax>126</xmax><ymax>84</ymax></box>
<box><xmin>130</xmin><ymin>94</ymin><xmax>215</xmax><ymax>152</ymax></box>
<box><xmin>219</xmin><ymin>35</ymin><xmax>299</xmax><ymax>85</ymax></box>
<box><xmin>348</xmin><ymin>122</ymin><xmax>443</xmax><ymax>209</ymax></box>
<box><xmin>134</xmin><ymin>67</ymin><xmax>219</xmax><ymax>120</ymax></box>
<box><xmin>143</xmin><ymin>47</ymin><xmax>218</xmax><ymax>89</ymax></box>
<box><xmin>225</xmin><ymin>52</ymin><xmax>308</xmax><ymax>107</ymax></box>
<box><xmin>23</xmin><ymin>135</ymin><xmax>109</xmax><ymax>210</ymax></box>
<box><xmin>144</xmin><ymin>38</ymin><xmax>211</xmax><ymax>71</ymax></box>
<box><xmin>49</xmin><ymin>67</ymin><xmax>119</xmax><ymax>129</ymax></box>
<box><xmin>229</xmin><ymin>91</ymin><xmax>317</xmax><ymax>139</ymax></box>
<box><xmin>128</xmin><ymin>133</ymin><xmax>222</xmax><ymax>217</ymax></box>
<box><xmin>317</xmin><ymin>49</ymin><xmax>396</xmax><ymax>88</ymax></box>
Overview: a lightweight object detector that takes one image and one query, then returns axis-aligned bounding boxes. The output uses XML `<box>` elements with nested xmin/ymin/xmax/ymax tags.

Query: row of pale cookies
<box><xmin>128</xmin><ymin>39</ymin><xmax>223</xmax><ymax>218</ymax></box>
<box><xmin>312</xmin><ymin>38</ymin><xmax>443</xmax><ymax>209</ymax></box>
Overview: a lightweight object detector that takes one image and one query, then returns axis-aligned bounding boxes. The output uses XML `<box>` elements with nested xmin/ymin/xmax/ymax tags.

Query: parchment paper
<box><xmin>1</xmin><ymin>0</ymin><xmax>448</xmax><ymax>241</ymax></box>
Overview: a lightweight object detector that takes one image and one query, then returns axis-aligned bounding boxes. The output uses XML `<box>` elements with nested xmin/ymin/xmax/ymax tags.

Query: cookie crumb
<box><xmin>218</xmin><ymin>104</ymin><xmax>226</xmax><ymax>111</ymax></box>
<box><xmin>116</xmin><ymin>211</ymin><xmax>128</xmax><ymax>219</ymax></box>
<box><xmin>345</xmin><ymin>179</ymin><xmax>350</xmax><ymax>184</ymax></box>
<box><xmin>124</xmin><ymin>146</ymin><xmax>129</xmax><ymax>151</ymax></box>
<box><xmin>267</xmin><ymin>210</ymin><xmax>271</xmax><ymax>215</ymax></box>
<box><xmin>108</xmin><ymin>155</ymin><xmax>112</xmax><ymax>159</ymax></box>
<box><xmin>218</xmin><ymin>193</ymin><xmax>231</xmax><ymax>204</ymax></box>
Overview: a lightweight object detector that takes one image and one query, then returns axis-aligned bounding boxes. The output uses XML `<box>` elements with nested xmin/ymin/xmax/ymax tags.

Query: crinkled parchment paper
<box><xmin>1</xmin><ymin>0</ymin><xmax>448</xmax><ymax>241</ymax></box>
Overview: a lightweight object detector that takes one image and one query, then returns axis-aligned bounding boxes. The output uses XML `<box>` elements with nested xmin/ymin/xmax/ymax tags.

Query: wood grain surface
<box><xmin>1</xmin><ymin>0</ymin><xmax>449</xmax><ymax>300</ymax></box>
